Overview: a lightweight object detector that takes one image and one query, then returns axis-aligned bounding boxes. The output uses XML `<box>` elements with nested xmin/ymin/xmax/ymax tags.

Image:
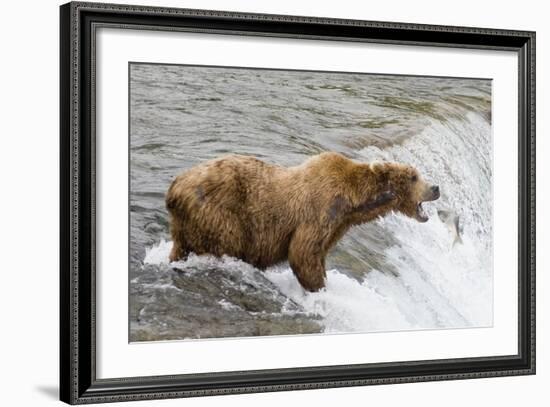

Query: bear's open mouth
<box><xmin>415</xmin><ymin>185</ymin><xmax>440</xmax><ymax>222</ymax></box>
<box><xmin>416</xmin><ymin>202</ymin><xmax>429</xmax><ymax>223</ymax></box>
<box><xmin>415</xmin><ymin>185</ymin><xmax>441</xmax><ymax>222</ymax></box>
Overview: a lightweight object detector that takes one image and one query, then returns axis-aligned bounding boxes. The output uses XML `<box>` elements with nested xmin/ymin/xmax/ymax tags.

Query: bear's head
<box><xmin>310</xmin><ymin>152</ymin><xmax>439</xmax><ymax>225</ymax></box>
<box><xmin>369</xmin><ymin>162</ymin><xmax>440</xmax><ymax>222</ymax></box>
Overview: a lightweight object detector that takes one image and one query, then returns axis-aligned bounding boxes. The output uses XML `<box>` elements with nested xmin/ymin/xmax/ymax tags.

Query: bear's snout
<box><xmin>430</xmin><ymin>185</ymin><xmax>440</xmax><ymax>200</ymax></box>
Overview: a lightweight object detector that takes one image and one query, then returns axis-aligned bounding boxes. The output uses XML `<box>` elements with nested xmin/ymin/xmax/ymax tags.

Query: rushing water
<box><xmin>129</xmin><ymin>63</ymin><xmax>493</xmax><ymax>342</ymax></box>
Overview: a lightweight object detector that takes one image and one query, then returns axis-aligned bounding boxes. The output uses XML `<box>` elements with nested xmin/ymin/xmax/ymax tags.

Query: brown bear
<box><xmin>166</xmin><ymin>152</ymin><xmax>439</xmax><ymax>292</ymax></box>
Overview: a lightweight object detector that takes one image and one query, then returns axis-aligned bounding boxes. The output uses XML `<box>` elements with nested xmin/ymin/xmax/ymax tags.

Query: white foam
<box><xmin>218</xmin><ymin>299</ymin><xmax>243</xmax><ymax>311</ymax></box>
<box><xmin>143</xmin><ymin>239</ymin><xmax>173</xmax><ymax>265</ymax></box>
<box><xmin>264</xmin><ymin>267</ymin><xmax>411</xmax><ymax>333</ymax></box>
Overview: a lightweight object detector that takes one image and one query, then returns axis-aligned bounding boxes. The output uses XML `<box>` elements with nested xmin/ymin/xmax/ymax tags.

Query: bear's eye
<box><xmin>411</xmin><ymin>174</ymin><xmax>418</xmax><ymax>182</ymax></box>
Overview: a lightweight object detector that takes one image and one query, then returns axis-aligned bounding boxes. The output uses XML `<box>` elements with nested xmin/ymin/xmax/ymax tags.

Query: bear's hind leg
<box><xmin>168</xmin><ymin>217</ymin><xmax>190</xmax><ymax>262</ymax></box>
<box><xmin>169</xmin><ymin>241</ymin><xmax>189</xmax><ymax>263</ymax></box>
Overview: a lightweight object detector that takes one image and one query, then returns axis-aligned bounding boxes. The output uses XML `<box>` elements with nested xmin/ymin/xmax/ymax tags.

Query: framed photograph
<box><xmin>60</xmin><ymin>1</ymin><xmax>535</xmax><ymax>404</ymax></box>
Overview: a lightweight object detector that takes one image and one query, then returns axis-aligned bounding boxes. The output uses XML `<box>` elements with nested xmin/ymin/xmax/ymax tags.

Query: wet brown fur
<box><xmin>166</xmin><ymin>152</ymin><xmax>433</xmax><ymax>292</ymax></box>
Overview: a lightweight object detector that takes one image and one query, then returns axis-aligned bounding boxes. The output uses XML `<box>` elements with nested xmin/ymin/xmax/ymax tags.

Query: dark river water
<box><xmin>129</xmin><ymin>63</ymin><xmax>493</xmax><ymax>342</ymax></box>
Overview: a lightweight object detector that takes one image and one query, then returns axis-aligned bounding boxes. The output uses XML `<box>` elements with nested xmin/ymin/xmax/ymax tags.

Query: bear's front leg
<box><xmin>288</xmin><ymin>225</ymin><xmax>327</xmax><ymax>292</ymax></box>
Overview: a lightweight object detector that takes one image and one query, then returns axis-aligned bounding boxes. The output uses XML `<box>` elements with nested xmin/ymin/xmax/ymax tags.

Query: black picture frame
<box><xmin>60</xmin><ymin>1</ymin><xmax>536</xmax><ymax>404</ymax></box>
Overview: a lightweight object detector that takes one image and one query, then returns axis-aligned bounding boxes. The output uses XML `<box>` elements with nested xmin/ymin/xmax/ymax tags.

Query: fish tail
<box><xmin>452</xmin><ymin>234</ymin><xmax>463</xmax><ymax>247</ymax></box>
